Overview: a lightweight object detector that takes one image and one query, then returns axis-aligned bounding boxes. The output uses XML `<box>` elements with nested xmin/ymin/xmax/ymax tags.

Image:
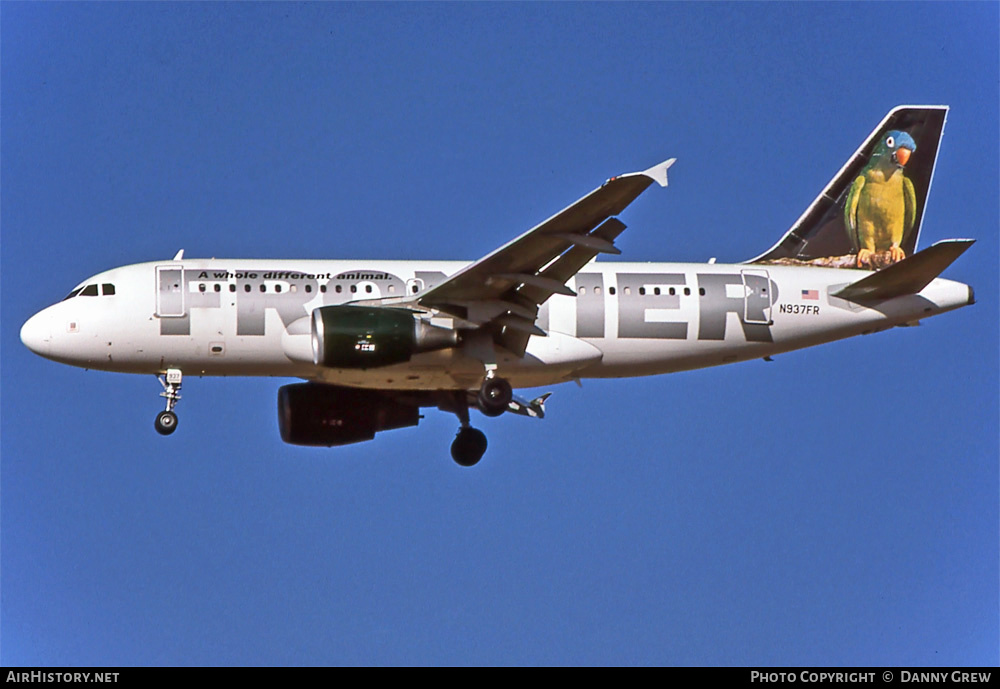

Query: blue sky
<box><xmin>2</xmin><ymin>2</ymin><xmax>996</xmax><ymax>666</ymax></box>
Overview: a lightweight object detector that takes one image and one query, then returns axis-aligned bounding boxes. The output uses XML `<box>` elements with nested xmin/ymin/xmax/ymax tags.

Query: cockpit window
<box><xmin>62</xmin><ymin>283</ymin><xmax>113</xmax><ymax>300</ymax></box>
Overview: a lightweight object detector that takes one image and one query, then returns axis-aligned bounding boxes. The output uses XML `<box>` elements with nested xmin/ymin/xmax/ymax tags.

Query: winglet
<box><xmin>832</xmin><ymin>239</ymin><xmax>974</xmax><ymax>303</ymax></box>
<box><xmin>642</xmin><ymin>158</ymin><xmax>676</xmax><ymax>188</ymax></box>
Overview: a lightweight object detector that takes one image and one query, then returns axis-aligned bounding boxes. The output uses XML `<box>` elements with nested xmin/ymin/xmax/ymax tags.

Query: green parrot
<box><xmin>844</xmin><ymin>130</ymin><xmax>918</xmax><ymax>268</ymax></box>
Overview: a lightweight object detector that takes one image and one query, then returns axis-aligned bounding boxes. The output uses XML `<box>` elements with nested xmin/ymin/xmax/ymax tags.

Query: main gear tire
<box><xmin>477</xmin><ymin>377</ymin><xmax>512</xmax><ymax>417</ymax></box>
<box><xmin>451</xmin><ymin>427</ymin><xmax>487</xmax><ymax>467</ymax></box>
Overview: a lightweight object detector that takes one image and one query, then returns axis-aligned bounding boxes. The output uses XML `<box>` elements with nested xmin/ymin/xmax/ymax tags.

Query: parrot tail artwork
<box><xmin>750</xmin><ymin>105</ymin><xmax>947</xmax><ymax>271</ymax></box>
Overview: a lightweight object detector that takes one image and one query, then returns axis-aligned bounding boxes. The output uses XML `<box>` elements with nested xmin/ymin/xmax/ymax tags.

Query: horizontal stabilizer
<box><xmin>832</xmin><ymin>239</ymin><xmax>974</xmax><ymax>303</ymax></box>
<box><xmin>507</xmin><ymin>392</ymin><xmax>552</xmax><ymax>419</ymax></box>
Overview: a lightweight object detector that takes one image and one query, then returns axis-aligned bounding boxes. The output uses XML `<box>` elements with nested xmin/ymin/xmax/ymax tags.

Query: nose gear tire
<box><xmin>155</xmin><ymin>410</ymin><xmax>178</xmax><ymax>435</ymax></box>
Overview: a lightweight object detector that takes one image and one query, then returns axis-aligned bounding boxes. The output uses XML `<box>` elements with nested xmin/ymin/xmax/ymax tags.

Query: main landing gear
<box><xmin>447</xmin><ymin>373</ymin><xmax>513</xmax><ymax>466</ymax></box>
<box><xmin>477</xmin><ymin>372</ymin><xmax>512</xmax><ymax>417</ymax></box>
<box><xmin>449</xmin><ymin>390</ymin><xmax>491</xmax><ymax>467</ymax></box>
<box><xmin>155</xmin><ymin>368</ymin><xmax>182</xmax><ymax>436</ymax></box>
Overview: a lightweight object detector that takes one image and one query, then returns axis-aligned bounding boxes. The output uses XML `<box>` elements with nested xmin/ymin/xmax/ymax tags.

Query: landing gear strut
<box><xmin>155</xmin><ymin>368</ymin><xmax>182</xmax><ymax>436</ymax></box>
<box><xmin>449</xmin><ymin>392</ymin><xmax>488</xmax><ymax>467</ymax></box>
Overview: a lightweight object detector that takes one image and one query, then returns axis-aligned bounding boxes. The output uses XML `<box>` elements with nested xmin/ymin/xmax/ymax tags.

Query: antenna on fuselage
<box><xmin>172</xmin><ymin>249</ymin><xmax>184</xmax><ymax>261</ymax></box>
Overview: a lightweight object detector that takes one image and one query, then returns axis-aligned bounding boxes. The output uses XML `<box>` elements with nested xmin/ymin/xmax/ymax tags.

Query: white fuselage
<box><xmin>20</xmin><ymin>258</ymin><xmax>973</xmax><ymax>391</ymax></box>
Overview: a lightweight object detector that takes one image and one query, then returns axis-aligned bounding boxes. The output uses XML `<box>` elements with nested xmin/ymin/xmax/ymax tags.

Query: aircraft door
<box><xmin>741</xmin><ymin>269</ymin><xmax>773</xmax><ymax>325</ymax></box>
<box><xmin>156</xmin><ymin>266</ymin><xmax>186</xmax><ymax>317</ymax></box>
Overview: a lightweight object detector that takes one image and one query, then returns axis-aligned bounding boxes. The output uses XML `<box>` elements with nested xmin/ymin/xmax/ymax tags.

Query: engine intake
<box><xmin>278</xmin><ymin>383</ymin><xmax>420</xmax><ymax>446</ymax></box>
<box><xmin>311</xmin><ymin>306</ymin><xmax>457</xmax><ymax>369</ymax></box>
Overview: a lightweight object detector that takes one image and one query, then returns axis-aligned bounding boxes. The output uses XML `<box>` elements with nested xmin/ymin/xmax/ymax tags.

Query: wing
<box><xmin>415</xmin><ymin>158</ymin><xmax>675</xmax><ymax>354</ymax></box>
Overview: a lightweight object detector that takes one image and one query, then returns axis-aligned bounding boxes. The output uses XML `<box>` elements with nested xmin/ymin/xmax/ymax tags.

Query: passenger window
<box><xmin>411</xmin><ymin>284</ymin><xmax>419</xmax><ymax>294</ymax></box>
<box><xmin>699</xmin><ymin>288</ymin><xmax>706</xmax><ymax>296</ymax></box>
<box><xmin>669</xmin><ymin>287</ymin><xmax>676</xmax><ymax>296</ymax></box>
<box><xmin>579</xmin><ymin>287</ymin><xmax>587</xmax><ymax>295</ymax></box>
<box><xmin>244</xmin><ymin>284</ymin><xmax>251</xmax><ymax>293</ymax></box>
<box><xmin>320</xmin><ymin>285</ymin><xmax>327</xmax><ymax>293</ymax></box>
<box><xmin>229</xmin><ymin>284</ymin><xmax>236</xmax><ymax>293</ymax></box>
<box><xmin>684</xmin><ymin>287</ymin><xmax>691</xmax><ymax>296</ymax></box>
<box><xmin>638</xmin><ymin>287</ymin><xmax>645</xmax><ymax>296</ymax></box>
<box><xmin>388</xmin><ymin>285</ymin><xmax>395</xmax><ymax>294</ymax></box>
<box><xmin>198</xmin><ymin>283</ymin><xmax>206</xmax><ymax>293</ymax></box>
<box><xmin>102</xmin><ymin>284</ymin><xmax>116</xmax><ymax>296</ymax></box>
<box><xmin>259</xmin><ymin>284</ymin><xmax>266</xmax><ymax>293</ymax></box>
<box><xmin>214</xmin><ymin>284</ymin><xmax>221</xmax><ymax>293</ymax></box>
<box><xmin>275</xmin><ymin>284</ymin><xmax>282</xmax><ymax>293</ymax></box>
<box><xmin>365</xmin><ymin>285</ymin><xmax>372</xmax><ymax>293</ymax></box>
<box><xmin>350</xmin><ymin>285</ymin><xmax>357</xmax><ymax>293</ymax></box>
<box><xmin>335</xmin><ymin>285</ymin><xmax>342</xmax><ymax>293</ymax></box>
<box><xmin>80</xmin><ymin>284</ymin><xmax>99</xmax><ymax>297</ymax></box>
<box><xmin>609</xmin><ymin>287</ymin><xmax>616</xmax><ymax>295</ymax></box>
<box><xmin>305</xmin><ymin>285</ymin><xmax>312</xmax><ymax>293</ymax></box>
<box><xmin>654</xmin><ymin>287</ymin><xmax>660</xmax><ymax>295</ymax></box>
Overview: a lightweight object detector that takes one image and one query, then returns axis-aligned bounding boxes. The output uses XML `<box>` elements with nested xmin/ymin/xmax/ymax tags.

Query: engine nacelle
<box><xmin>278</xmin><ymin>383</ymin><xmax>420</xmax><ymax>446</ymax></box>
<box><xmin>311</xmin><ymin>306</ymin><xmax>458</xmax><ymax>369</ymax></box>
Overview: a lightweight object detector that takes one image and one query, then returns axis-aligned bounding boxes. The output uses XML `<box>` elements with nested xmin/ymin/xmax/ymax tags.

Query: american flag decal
<box><xmin>801</xmin><ymin>289</ymin><xmax>819</xmax><ymax>300</ymax></box>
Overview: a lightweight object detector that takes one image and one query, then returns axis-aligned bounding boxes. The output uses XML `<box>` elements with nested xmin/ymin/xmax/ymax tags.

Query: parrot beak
<box><xmin>895</xmin><ymin>147</ymin><xmax>912</xmax><ymax>166</ymax></box>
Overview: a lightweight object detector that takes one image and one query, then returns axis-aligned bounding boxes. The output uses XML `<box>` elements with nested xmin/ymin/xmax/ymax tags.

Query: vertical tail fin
<box><xmin>749</xmin><ymin>106</ymin><xmax>948</xmax><ymax>270</ymax></box>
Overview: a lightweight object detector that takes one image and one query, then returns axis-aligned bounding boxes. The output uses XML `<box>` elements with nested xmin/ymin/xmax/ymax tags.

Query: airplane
<box><xmin>19</xmin><ymin>105</ymin><xmax>975</xmax><ymax>467</ymax></box>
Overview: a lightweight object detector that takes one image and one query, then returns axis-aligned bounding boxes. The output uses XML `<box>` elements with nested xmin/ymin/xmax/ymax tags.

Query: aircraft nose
<box><xmin>20</xmin><ymin>310</ymin><xmax>53</xmax><ymax>356</ymax></box>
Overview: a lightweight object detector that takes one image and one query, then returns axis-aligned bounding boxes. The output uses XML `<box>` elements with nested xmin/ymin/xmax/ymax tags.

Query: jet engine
<box><xmin>278</xmin><ymin>383</ymin><xmax>420</xmax><ymax>446</ymax></box>
<box><xmin>311</xmin><ymin>306</ymin><xmax>458</xmax><ymax>369</ymax></box>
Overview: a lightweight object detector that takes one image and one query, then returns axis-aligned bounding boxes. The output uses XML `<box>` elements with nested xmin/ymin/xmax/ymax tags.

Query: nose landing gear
<box><xmin>155</xmin><ymin>368</ymin><xmax>182</xmax><ymax>436</ymax></box>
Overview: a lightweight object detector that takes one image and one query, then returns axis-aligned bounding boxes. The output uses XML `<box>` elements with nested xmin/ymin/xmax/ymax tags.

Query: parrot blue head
<box><xmin>872</xmin><ymin>129</ymin><xmax>918</xmax><ymax>167</ymax></box>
